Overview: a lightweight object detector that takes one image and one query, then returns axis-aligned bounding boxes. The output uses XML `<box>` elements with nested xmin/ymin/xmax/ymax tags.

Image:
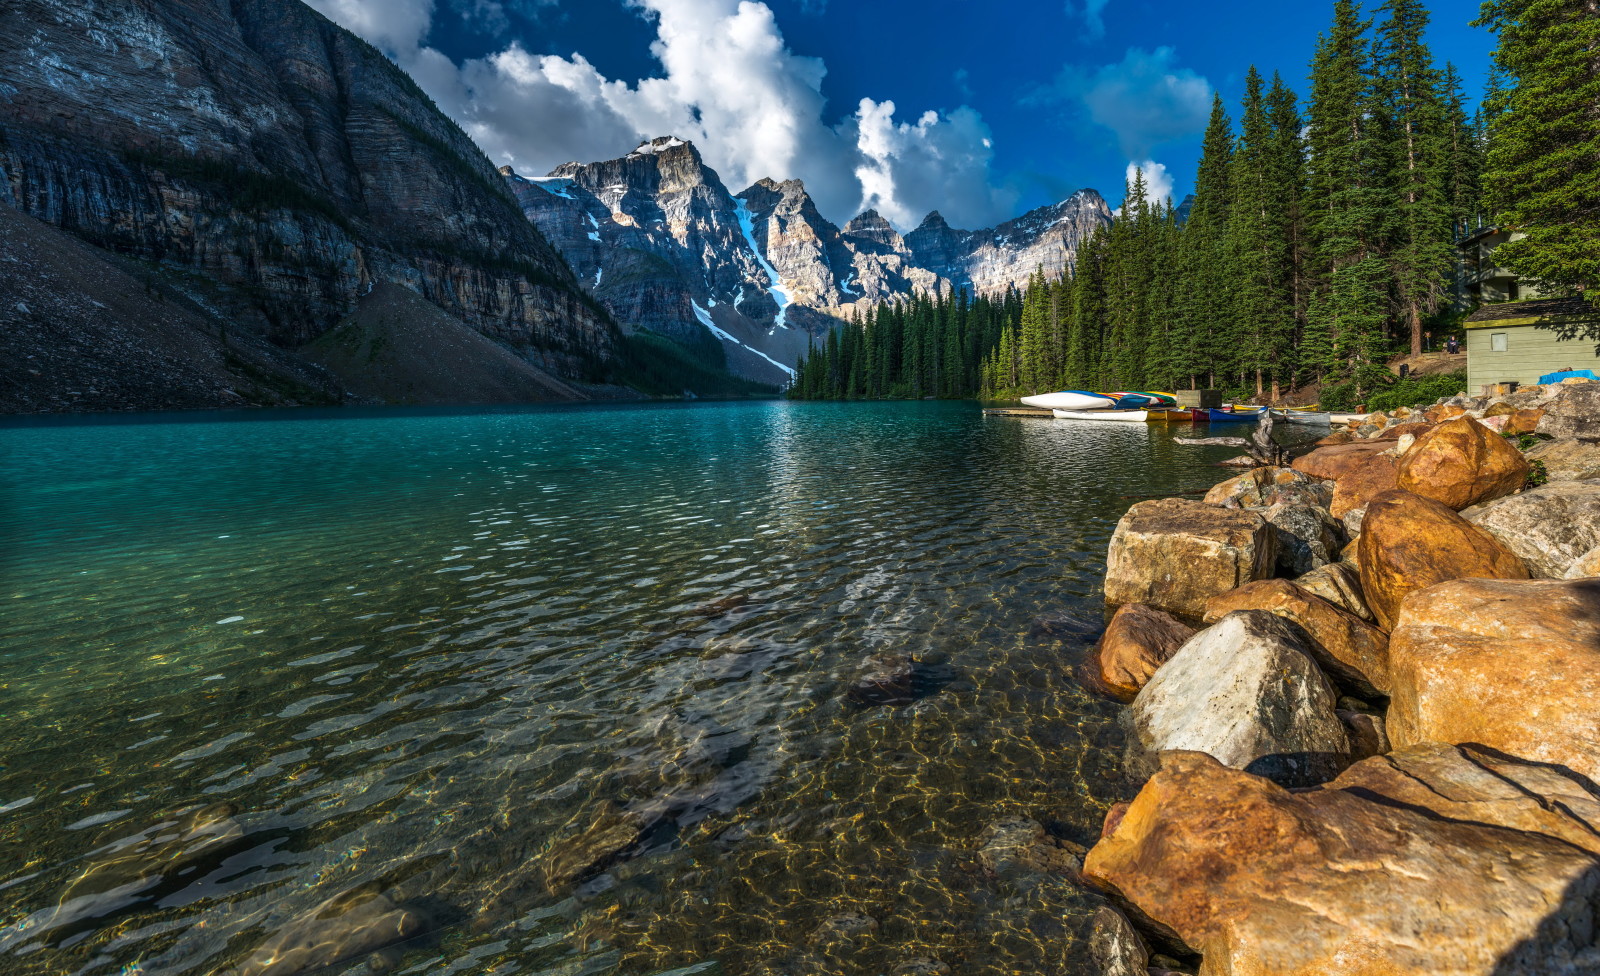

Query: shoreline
<box><xmin>1076</xmin><ymin>376</ymin><xmax>1600</xmax><ymax>973</ymax></box>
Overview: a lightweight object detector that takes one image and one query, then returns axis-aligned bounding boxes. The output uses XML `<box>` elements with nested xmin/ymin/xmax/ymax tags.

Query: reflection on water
<box><xmin>0</xmin><ymin>402</ymin><xmax>1235</xmax><ymax>975</ymax></box>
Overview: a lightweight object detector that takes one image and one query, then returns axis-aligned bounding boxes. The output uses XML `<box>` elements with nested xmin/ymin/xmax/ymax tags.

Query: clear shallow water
<box><xmin>0</xmin><ymin>401</ymin><xmax>1235</xmax><ymax>976</ymax></box>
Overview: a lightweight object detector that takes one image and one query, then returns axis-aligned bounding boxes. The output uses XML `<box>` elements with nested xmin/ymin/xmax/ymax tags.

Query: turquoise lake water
<box><xmin>0</xmin><ymin>401</ymin><xmax>1237</xmax><ymax>976</ymax></box>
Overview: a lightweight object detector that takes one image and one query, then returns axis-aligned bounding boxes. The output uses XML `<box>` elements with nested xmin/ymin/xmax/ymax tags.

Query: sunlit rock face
<box><xmin>0</xmin><ymin>0</ymin><xmax>615</xmax><ymax>378</ymax></box>
<box><xmin>506</xmin><ymin>136</ymin><xmax>1111</xmax><ymax>384</ymax></box>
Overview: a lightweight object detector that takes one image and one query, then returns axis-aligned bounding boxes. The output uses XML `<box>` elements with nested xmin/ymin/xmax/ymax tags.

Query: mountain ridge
<box><xmin>504</xmin><ymin>135</ymin><xmax>1112</xmax><ymax>384</ymax></box>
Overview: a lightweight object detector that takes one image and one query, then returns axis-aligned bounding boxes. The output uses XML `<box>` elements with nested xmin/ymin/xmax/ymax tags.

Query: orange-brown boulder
<box><xmin>1357</xmin><ymin>490</ymin><xmax>1529</xmax><ymax>630</ymax></box>
<box><xmin>1094</xmin><ymin>604</ymin><xmax>1196</xmax><ymax>701</ymax></box>
<box><xmin>1423</xmin><ymin>403</ymin><xmax>1468</xmax><ymax>424</ymax></box>
<box><xmin>1083</xmin><ymin>749</ymin><xmax>1600</xmax><ymax>976</ymax></box>
<box><xmin>1290</xmin><ymin>441</ymin><xmax>1391</xmax><ymax>482</ymax></box>
<box><xmin>1313</xmin><ymin>430</ymin><xmax>1356</xmax><ymax>447</ymax></box>
<box><xmin>1104</xmin><ymin>499</ymin><xmax>1277</xmax><ymax>621</ymax></box>
<box><xmin>1203</xmin><ymin>580</ymin><xmax>1390</xmax><ymax>695</ymax></box>
<box><xmin>1484</xmin><ymin>401</ymin><xmax>1516</xmax><ymax>418</ymax></box>
<box><xmin>1328</xmin><ymin>454</ymin><xmax>1398</xmax><ymax>519</ymax></box>
<box><xmin>1202</xmin><ymin>466</ymin><xmax>1332</xmax><ymax>510</ymax></box>
<box><xmin>1396</xmin><ymin>416</ymin><xmax>1531</xmax><ymax>510</ymax></box>
<box><xmin>1374</xmin><ymin>421</ymin><xmax>1431</xmax><ymax>442</ymax></box>
<box><xmin>1503</xmin><ymin>408</ymin><xmax>1545</xmax><ymax>436</ymax></box>
<box><xmin>1387</xmin><ymin>577</ymin><xmax>1600</xmax><ymax>785</ymax></box>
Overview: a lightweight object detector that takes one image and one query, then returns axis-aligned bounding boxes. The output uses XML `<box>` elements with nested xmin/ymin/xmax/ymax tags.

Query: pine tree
<box><xmin>1304</xmin><ymin>0</ymin><xmax>1392</xmax><ymax>394</ymax></box>
<box><xmin>1373</xmin><ymin>0</ymin><xmax>1455</xmax><ymax>356</ymax></box>
<box><xmin>1227</xmin><ymin>67</ymin><xmax>1290</xmax><ymax>398</ymax></box>
<box><xmin>1267</xmin><ymin>73</ymin><xmax>1310</xmax><ymax>400</ymax></box>
<box><xmin>1475</xmin><ymin>0</ymin><xmax>1600</xmax><ymax>338</ymax></box>
<box><xmin>1178</xmin><ymin>95</ymin><xmax>1235</xmax><ymax>388</ymax></box>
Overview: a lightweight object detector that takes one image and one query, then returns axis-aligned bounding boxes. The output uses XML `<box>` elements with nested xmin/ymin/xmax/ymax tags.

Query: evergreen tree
<box><xmin>1304</xmin><ymin>0</ymin><xmax>1392</xmax><ymax>393</ymax></box>
<box><xmin>1475</xmin><ymin>0</ymin><xmax>1600</xmax><ymax>338</ymax></box>
<box><xmin>1178</xmin><ymin>96</ymin><xmax>1236</xmax><ymax>387</ymax></box>
<box><xmin>1373</xmin><ymin>0</ymin><xmax>1455</xmax><ymax>355</ymax></box>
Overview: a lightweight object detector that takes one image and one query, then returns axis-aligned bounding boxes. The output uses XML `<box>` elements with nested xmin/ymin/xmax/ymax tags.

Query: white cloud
<box><xmin>1126</xmin><ymin>160</ymin><xmax>1173</xmax><ymax>208</ymax></box>
<box><xmin>307</xmin><ymin>0</ymin><xmax>1013</xmax><ymax>230</ymax></box>
<box><xmin>1064</xmin><ymin>0</ymin><xmax>1110</xmax><ymax>40</ymax></box>
<box><xmin>1030</xmin><ymin>46</ymin><xmax>1211</xmax><ymax>161</ymax></box>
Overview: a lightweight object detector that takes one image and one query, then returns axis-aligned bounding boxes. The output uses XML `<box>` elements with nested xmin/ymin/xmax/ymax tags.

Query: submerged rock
<box><xmin>1087</xmin><ymin>905</ymin><xmax>1150</xmax><ymax>976</ymax></box>
<box><xmin>1358</xmin><ymin>490</ymin><xmax>1529</xmax><ymax>630</ymax></box>
<box><xmin>1104</xmin><ymin>499</ymin><xmax>1277</xmax><ymax>621</ymax></box>
<box><xmin>845</xmin><ymin>653</ymin><xmax>947</xmax><ymax>707</ymax></box>
<box><xmin>1084</xmin><ymin>748</ymin><xmax>1600</xmax><ymax>976</ymax></box>
<box><xmin>976</xmin><ymin>816</ymin><xmax>1083</xmax><ymax>878</ymax></box>
<box><xmin>239</xmin><ymin>886</ymin><xmax>426</xmax><ymax>976</ymax></box>
<box><xmin>534</xmin><ymin>804</ymin><xmax>649</xmax><ymax>894</ymax></box>
<box><xmin>1125</xmin><ymin>611</ymin><xmax>1350</xmax><ymax>788</ymax></box>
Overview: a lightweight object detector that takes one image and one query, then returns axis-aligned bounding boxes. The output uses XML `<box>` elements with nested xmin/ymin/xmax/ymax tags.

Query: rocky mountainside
<box><xmin>506</xmin><ymin>139</ymin><xmax>1112</xmax><ymax>385</ymax></box>
<box><xmin>0</xmin><ymin>0</ymin><xmax>622</xmax><ymax>411</ymax></box>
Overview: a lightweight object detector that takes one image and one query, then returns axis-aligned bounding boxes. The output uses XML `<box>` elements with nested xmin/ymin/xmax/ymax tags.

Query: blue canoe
<box><xmin>1539</xmin><ymin>369</ymin><xmax>1599</xmax><ymax>385</ymax></box>
<box><xmin>1206</xmin><ymin>408</ymin><xmax>1266</xmax><ymax>423</ymax></box>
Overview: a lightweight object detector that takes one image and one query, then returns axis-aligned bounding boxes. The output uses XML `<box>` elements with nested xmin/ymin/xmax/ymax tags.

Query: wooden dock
<box><xmin>982</xmin><ymin>407</ymin><xmax>1056</xmax><ymax>418</ymax></box>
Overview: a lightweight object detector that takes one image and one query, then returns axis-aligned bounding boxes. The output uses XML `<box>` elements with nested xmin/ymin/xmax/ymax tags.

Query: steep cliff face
<box><xmin>0</xmin><ymin>0</ymin><xmax>616</xmax><ymax>381</ymax></box>
<box><xmin>507</xmin><ymin>136</ymin><xmax>1113</xmax><ymax>382</ymax></box>
<box><xmin>903</xmin><ymin>191</ymin><xmax>1113</xmax><ymax>296</ymax></box>
<box><xmin>505</xmin><ymin>138</ymin><xmax>807</xmax><ymax>387</ymax></box>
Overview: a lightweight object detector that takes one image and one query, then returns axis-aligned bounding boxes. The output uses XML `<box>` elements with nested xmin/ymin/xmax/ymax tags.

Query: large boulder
<box><xmin>1094</xmin><ymin>603</ymin><xmax>1196</xmax><ymax>701</ymax></box>
<box><xmin>1387</xmin><ymin>577</ymin><xmax>1600</xmax><ymax>785</ymax></box>
<box><xmin>1328</xmin><ymin>453</ymin><xmax>1398</xmax><ymax>519</ymax></box>
<box><xmin>1083</xmin><ymin>748</ymin><xmax>1600</xmax><ymax>976</ymax></box>
<box><xmin>1124</xmin><ymin>611</ymin><xmax>1349</xmax><ymax>788</ymax></box>
<box><xmin>1395</xmin><ymin>416</ymin><xmax>1532</xmax><ymax>510</ymax></box>
<box><xmin>240</xmin><ymin>887</ymin><xmax>427</xmax><ymax>976</ymax></box>
<box><xmin>1203</xmin><ymin>580</ymin><xmax>1390</xmax><ymax>696</ymax></box>
<box><xmin>1087</xmin><ymin>906</ymin><xmax>1150</xmax><ymax>976</ymax></box>
<box><xmin>1526</xmin><ymin>437</ymin><xmax>1600</xmax><ymax>482</ymax></box>
<box><xmin>1536</xmin><ymin>381</ymin><xmax>1600</xmax><ymax>441</ymax></box>
<box><xmin>1357</xmin><ymin>490</ymin><xmax>1529</xmax><ymax>630</ymax></box>
<box><xmin>1293</xmin><ymin>562</ymin><xmax>1375</xmax><ymax>623</ymax></box>
<box><xmin>1204</xmin><ymin>467</ymin><xmax>1333</xmax><ymax>510</ymax></box>
<box><xmin>1264</xmin><ymin>503</ymin><xmax>1345</xmax><ymax>576</ymax></box>
<box><xmin>1290</xmin><ymin>441</ymin><xmax>1391</xmax><ymax>482</ymax></box>
<box><xmin>1104</xmin><ymin>499</ymin><xmax>1277</xmax><ymax>621</ymax></box>
<box><xmin>1569</xmin><ymin>545</ymin><xmax>1600</xmax><ymax>580</ymax></box>
<box><xmin>1467</xmin><ymin>481</ymin><xmax>1600</xmax><ymax>578</ymax></box>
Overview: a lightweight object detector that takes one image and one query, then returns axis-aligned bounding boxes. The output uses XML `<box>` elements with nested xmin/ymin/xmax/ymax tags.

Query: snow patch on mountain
<box><xmin>734</xmin><ymin>200</ymin><xmax>793</xmax><ymax>330</ymax></box>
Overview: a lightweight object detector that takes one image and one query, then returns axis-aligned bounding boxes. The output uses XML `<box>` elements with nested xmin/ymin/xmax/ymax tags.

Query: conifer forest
<box><xmin>793</xmin><ymin>0</ymin><xmax>1546</xmax><ymax>406</ymax></box>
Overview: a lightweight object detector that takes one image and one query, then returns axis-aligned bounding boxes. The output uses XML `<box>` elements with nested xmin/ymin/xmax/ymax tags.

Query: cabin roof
<box><xmin>1465</xmin><ymin>296</ymin><xmax>1598</xmax><ymax>329</ymax></box>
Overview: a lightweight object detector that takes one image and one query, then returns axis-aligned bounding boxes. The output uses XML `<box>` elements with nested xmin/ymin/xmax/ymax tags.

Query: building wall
<box><xmin>1467</xmin><ymin>323</ymin><xmax>1600</xmax><ymax>391</ymax></box>
<box><xmin>1454</xmin><ymin>229</ymin><xmax>1546</xmax><ymax>309</ymax></box>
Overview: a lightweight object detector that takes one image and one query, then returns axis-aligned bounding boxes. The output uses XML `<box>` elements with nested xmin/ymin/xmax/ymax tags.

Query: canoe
<box><xmin>1272</xmin><ymin>409</ymin><xmax>1332</xmax><ymax>425</ymax></box>
<box><xmin>1053</xmin><ymin>409</ymin><xmax>1151</xmax><ymax>422</ymax></box>
<box><xmin>1206</xmin><ymin>408</ymin><xmax>1266</xmax><ymax>423</ymax></box>
<box><xmin>1021</xmin><ymin>390</ymin><xmax>1117</xmax><ymax>411</ymax></box>
<box><xmin>1144</xmin><ymin>408</ymin><xmax>1190</xmax><ymax>423</ymax></box>
<box><xmin>1328</xmin><ymin>413</ymin><xmax>1366</xmax><ymax>425</ymax></box>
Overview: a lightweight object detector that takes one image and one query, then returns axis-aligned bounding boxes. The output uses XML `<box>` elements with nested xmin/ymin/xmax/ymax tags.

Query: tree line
<box><xmin>794</xmin><ymin>0</ymin><xmax>1498</xmax><ymax>405</ymax></box>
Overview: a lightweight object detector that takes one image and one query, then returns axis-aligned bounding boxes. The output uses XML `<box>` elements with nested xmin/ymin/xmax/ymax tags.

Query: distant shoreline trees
<box><xmin>793</xmin><ymin>0</ymin><xmax>1493</xmax><ymax>406</ymax></box>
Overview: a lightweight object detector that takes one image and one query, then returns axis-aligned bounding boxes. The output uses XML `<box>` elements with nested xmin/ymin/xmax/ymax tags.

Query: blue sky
<box><xmin>309</xmin><ymin>0</ymin><xmax>1497</xmax><ymax>230</ymax></box>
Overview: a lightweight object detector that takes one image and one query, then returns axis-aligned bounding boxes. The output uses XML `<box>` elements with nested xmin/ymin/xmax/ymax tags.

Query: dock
<box><xmin>982</xmin><ymin>407</ymin><xmax>1055</xmax><ymax>418</ymax></box>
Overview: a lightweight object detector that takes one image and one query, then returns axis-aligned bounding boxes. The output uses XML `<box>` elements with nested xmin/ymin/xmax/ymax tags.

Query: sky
<box><xmin>304</xmin><ymin>0</ymin><xmax>1498</xmax><ymax>231</ymax></box>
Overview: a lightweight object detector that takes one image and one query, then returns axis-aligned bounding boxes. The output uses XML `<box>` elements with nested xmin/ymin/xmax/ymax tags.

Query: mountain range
<box><xmin>0</xmin><ymin>0</ymin><xmax>1112</xmax><ymax>410</ymax></box>
<box><xmin>506</xmin><ymin>137</ymin><xmax>1112</xmax><ymax>386</ymax></box>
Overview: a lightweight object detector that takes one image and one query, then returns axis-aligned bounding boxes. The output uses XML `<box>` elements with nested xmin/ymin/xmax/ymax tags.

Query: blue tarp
<box><xmin>1538</xmin><ymin>369</ymin><xmax>1600</xmax><ymax>385</ymax></box>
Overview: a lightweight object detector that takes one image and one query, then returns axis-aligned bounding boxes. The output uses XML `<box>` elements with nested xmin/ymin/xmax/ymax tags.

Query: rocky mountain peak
<box><xmin>917</xmin><ymin>211</ymin><xmax>953</xmax><ymax>232</ymax></box>
<box><xmin>842</xmin><ymin>209</ymin><xmax>906</xmax><ymax>253</ymax></box>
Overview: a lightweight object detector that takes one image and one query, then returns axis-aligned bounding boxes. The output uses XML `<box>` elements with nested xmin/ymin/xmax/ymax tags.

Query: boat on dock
<box><xmin>1053</xmin><ymin>409</ymin><xmax>1153</xmax><ymax>422</ymax></box>
<box><xmin>1020</xmin><ymin>390</ymin><xmax>1117</xmax><ymax>411</ymax></box>
<box><xmin>1271</xmin><ymin>408</ymin><xmax>1332</xmax><ymax>425</ymax></box>
<box><xmin>1204</xmin><ymin>407</ymin><xmax>1267</xmax><ymax>423</ymax></box>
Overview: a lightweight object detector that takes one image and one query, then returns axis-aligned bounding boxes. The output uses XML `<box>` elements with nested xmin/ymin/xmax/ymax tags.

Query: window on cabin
<box><xmin>1491</xmin><ymin>333</ymin><xmax>1509</xmax><ymax>352</ymax></box>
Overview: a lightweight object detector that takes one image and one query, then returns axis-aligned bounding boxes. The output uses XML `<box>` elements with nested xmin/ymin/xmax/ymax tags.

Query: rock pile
<box><xmin>1087</xmin><ymin>376</ymin><xmax>1600</xmax><ymax>974</ymax></box>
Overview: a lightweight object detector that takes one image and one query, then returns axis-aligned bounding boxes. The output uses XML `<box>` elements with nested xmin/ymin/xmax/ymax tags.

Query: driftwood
<box><xmin>1176</xmin><ymin>410</ymin><xmax>1286</xmax><ymax>466</ymax></box>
